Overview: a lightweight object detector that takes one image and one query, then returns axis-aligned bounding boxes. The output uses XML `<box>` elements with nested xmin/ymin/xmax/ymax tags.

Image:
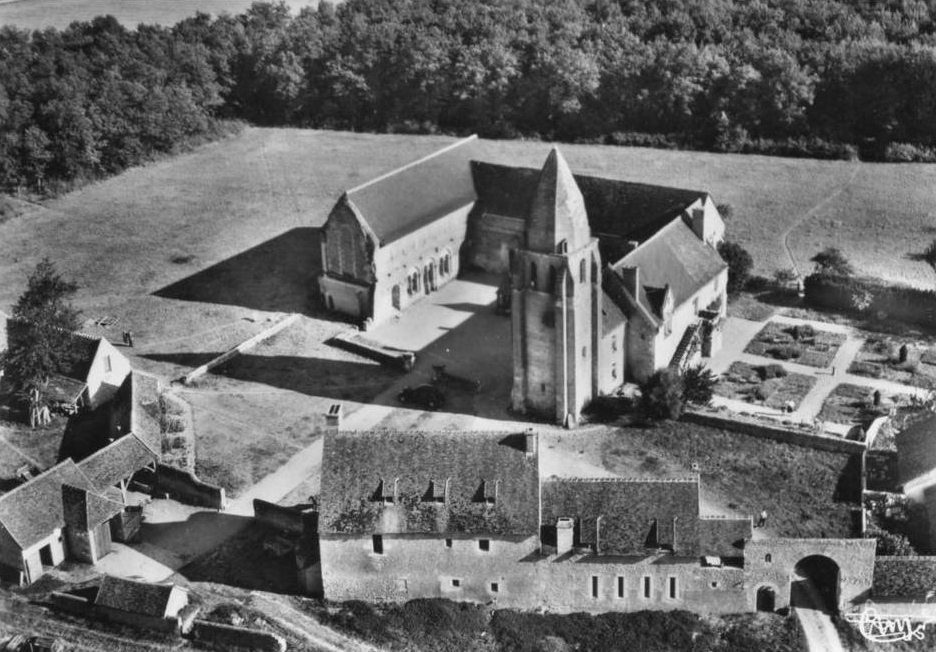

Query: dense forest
<box><xmin>4</xmin><ymin>0</ymin><xmax>936</xmax><ymax>193</ymax></box>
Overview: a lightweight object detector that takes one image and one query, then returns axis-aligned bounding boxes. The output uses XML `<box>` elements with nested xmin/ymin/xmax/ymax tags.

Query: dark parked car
<box><xmin>398</xmin><ymin>384</ymin><xmax>446</xmax><ymax>410</ymax></box>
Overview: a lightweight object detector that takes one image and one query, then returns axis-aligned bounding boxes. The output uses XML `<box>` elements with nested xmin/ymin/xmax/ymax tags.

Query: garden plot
<box><xmin>744</xmin><ymin>321</ymin><xmax>846</xmax><ymax>367</ymax></box>
<box><xmin>817</xmin><ymin>383</ymin><xmax>913</xmax><ymax>427</ymax></box>
<box><xmin>715</xmin><ymin>361</ymin><xmax>817</xmax><ymax>411</ymax></box>
<box><xmin>848</xmin><ymin>335</ymin><xmax>936</xmax><ymax>390</ymax></box>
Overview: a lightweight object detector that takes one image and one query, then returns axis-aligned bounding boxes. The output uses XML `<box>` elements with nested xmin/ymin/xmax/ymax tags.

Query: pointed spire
<box><xmin>526</xmin><ymin>148</ymin><xmax>590</xmax><ymax>254</ymax></box>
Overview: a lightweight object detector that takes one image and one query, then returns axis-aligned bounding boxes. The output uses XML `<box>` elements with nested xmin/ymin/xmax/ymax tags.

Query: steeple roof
<box><xmin>526</xmin><ymin>148</ymin><xmax>591</xmax><ymax>253</ymax></box>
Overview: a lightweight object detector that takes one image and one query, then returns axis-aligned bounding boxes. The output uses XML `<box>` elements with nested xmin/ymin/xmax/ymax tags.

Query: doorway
<box><xmin>39</xmin><ymin>544</ymin><xmax>53</xmax><ymax>566</ymax></box>
<box><xmin>756</xmin><ymin>586</ymin><xmax>776</xmax><ymax>612</ymax></box>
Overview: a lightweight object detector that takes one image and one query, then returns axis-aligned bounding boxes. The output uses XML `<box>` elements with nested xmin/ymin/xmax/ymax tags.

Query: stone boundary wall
<box><xmin>155</xmin><ymin>463</ymin><xmax>226</xmax><ymax>510</ymax></box>
<box><xmin>328</xmin><ymin>332</ymin><xmax>415</xmax><ymax>371</ymax></box>
<box><xmin>98</xmin><ymin>605</ymin><xmax>181</xmax><ymax>633</ymax></box>
<box><xmin>683</xmin><ymin>409</ymin><xmax>866</xmax><ymax>454</ymax></box>
<box><xmin>872</xmin><ymin>556</ymin><xmax>936</xmax><ymax>598</ymax></box>
<box><xmin>253</xmin><ymin>499</ymin><xmax>317</xmax><ymax>535</ymax></box>
<box><xmin>190</xmin><ymin>620</ymin><xmax>286</xmax><ymax>652</ymax></box>
<box><xmin>184</xmin><ymin>314</ymin><xmax>299</xmax><ymax>385</ymax></box>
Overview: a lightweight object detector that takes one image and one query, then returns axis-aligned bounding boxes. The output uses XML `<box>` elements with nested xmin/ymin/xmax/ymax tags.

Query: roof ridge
<box><xmin>346</xmin><ymin>135</ymin><xmax>479</xmax><ymax>195</ymax></box>
<box><xmin>545</xmin><ymin>475</ymin><xmax>699</xmax><ymax>484</ymax></box>
<box><xmin>622</xmin><ymin>215</ymin><xmax>683</xmax><ymax>259</ymax></box>
<box><xmin>77</xmin><ymin>433</ymin><xmax>154</xmax><ymax>469</ymax></box>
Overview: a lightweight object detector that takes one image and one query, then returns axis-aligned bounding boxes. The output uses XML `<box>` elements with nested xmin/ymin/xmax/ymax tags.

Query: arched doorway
<box><xmin>391</xmin><ymin>284</ymin><xmax>401</xmax><ymax>310</ymax></box>
<box><xmin>792</xmin><ymin>555</ymin><xmax>840</xmax><ymax>613</ymax></box>
<box><xmin>756</xmin><ymin>586</ymin><xmax>776</xmax><ymax>612</ymax></box>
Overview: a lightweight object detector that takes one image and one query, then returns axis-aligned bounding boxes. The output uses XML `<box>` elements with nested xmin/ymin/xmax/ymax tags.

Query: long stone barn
<box><xmin>316</xmin><ymin>430</ymin><xmax>876</xmax><ymax>615</ymax></box>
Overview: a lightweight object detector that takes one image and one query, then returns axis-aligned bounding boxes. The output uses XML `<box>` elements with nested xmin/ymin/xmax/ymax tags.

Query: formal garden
<box><xmin>714</xmin><ymin>361</ymin><xmax>817</xmax><ymax>411</ymax></box>
<box><xmin>848</xmin><ymin>335</ymin><xmax>936</xmax><ymax>389</ymax></box>
<box><xmin>744</xmin><ymin>322</ymin><xmax>846</xmax><ymax>368</ymax></box>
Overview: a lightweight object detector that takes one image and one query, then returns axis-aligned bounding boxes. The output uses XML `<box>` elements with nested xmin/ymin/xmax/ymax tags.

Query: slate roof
<box><xmin>95</xmin><ymin>576</ymin><xmax>184</xmax><ymax>618</ymax></box>
<box><xmin>344</xmin><ymin>136</ymin><xmax>480</xmax><ymax>244</ymax></box>
<box><xmin>470</xmin><ymin>161</ymin><xmax>705</xmax><ymax>250</ymax></box>
<box><xmin>541</xmin><ymin>477</ymin><xmax>701</xmax><ymax>556</ymax></box>
<box><xmin>0</xmin><ymin>459</ymin><xmax>95</xmax><ymax>550</ymax></box>
<box><xmin>130</xmin><ymin>372</ymin><xmax>161</xmax><ymax>454</ymax></box>
<box><xmin>320</xmin><ymin>430</ymin><xmax>540</xmax><ymax>536</ymax></box>
<box><xmin>895</xmin><ymin>415</ymin><xmax>936</xmax><ymax>485</ymax></box>
<box><xmin>62</xmin><ymin>484</ymin><xmax>123</xmax><ymax>531</ymax></box>
<box><xmin>77</xmin><ymin>434</ymin><xmax>157</xmax><ymax>493</ymax></box>
<box><xmin>600</xmin><ymin>292</ymin><xmax>626</xmax><ymax>335</ymax></box>
<box><xmin>613</xmin><ymin>218</ymin><xmax>726</xmax><ymax>316</ymax></box>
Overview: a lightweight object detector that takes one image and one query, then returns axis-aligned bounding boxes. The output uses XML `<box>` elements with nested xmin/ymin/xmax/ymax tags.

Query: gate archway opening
<box><xmin>792</xmin><ymin>555</ymin><xmax>840</xmax><ymax>613</ymax></box>
<box><xmin>756</xmin><ymin>585</ymin><xmax>776</xmax><ymax>612</ymax></box>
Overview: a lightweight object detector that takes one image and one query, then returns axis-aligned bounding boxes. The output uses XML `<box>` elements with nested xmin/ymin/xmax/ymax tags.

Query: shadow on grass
<box><xmin>153</xmin><ymin>227</ymin><xmax>325</xmax><ymax>315</ymax></box>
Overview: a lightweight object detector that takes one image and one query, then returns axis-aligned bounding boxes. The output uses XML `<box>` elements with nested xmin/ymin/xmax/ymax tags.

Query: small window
<box><xmin>591</xmin><ymin>575</ymin><xmax>599</xmax><ymax>599</ymax></box>
<box><xmin>445</xmin><ymin>538</ymin><xmax>453</xmax><ymax>548</ymax></box>
<box><xmin>611</xmin><ymin>335</ymin><xmax>617</xmax><ymax>352</ymax></box>
<box><xmin>617</xmin><ymin>576</ymin><xmax>625</xmax><ymax>599</ymax></box>
<box><xmin>372</xmin><ymin>535</ymin><xmax>384</xmax><ymax>555</ymax></box>
<box><xmin>580</xmin><ymin>259</ymin><xmax>586</xmax><ymax>283</ymax></box>
<box><xmin>104</xmin><ymin>355</ymin><xmax>112</xmax><ymax>373</ymax></box>
<box><xmin>765</xmin><ymin>553</ymin><xmax>772</xmax><ymax>563</ymax></box>
<box><xmin>479</xmin><ymin>539</ymin><xmax>490</xmax><ymax>552</ymax></box>
<box><xmin>642</xmin><ymin>576</ymin><xmax>651</xmax><ymax>599</ymax></box>
<box><xmin>530</xmin><ymin>262</ymin><xmax>537</xmax><ymax>288</ymax></box>
<box><xmin>557</xmin><ymin>240</ymin><xmax>568</xmax><ymax>254</ymax></box>
<box><xmin>541</xmin><ymin>383</ymin><xmax>546</xmax><ymax>393</ymax></box>
<box><xmin>396</xmin><ymin>578</ymin><xmax>408</xmax><ymax>593</ymax></box>
<box><xmin>490</xmin><ymin>582</ymin><xmax>499</xmax><ymax>593</ymax></box>
<box><xmin>668</xmin><ymin>577</ymin><xmax>677</xmax><ymax>600</ymax></box>
<box><xmin>451</xmin><ymin>578</ymin><xmax>461</xmax><ymax>588</ymax></box>
<box><xmin>710</xmin><ymin>581</ymin><xmax>719</xmax><ymax>589</ymax></box>
<box><xmin>582</xmin><ymin>346</ymin><xmax>587</xmax><ymax>359</ymax></box>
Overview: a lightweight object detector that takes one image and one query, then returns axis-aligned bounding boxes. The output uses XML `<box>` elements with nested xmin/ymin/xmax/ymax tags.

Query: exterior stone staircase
<box><xmin>669</xmin><ymin>321</ymin><xmax>701</xmax><ymax>371</ymax></box>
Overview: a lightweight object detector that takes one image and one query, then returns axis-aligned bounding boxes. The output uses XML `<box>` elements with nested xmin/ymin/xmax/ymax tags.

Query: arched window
<box><xmin>579</xmin><ymin>259</ymin><xmax>586</xmax><ymax>283</ymax></box>
<box><xmin>557</xmin><ymin>239</ymin><xmax>568</xmax><ymax>254</ymax></box>
<box><xmin>765</xmin><ymin>553</ymin><xmax>772</xmax><ymax>563</ymax></box>
<box><xmin>548</xmin><ymin>267</ymin><xmax>557</xmax><ymax>293</ymax></box>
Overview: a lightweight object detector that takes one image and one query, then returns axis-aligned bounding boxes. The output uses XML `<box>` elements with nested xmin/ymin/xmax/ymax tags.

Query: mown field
<box><xmin>0</xmin><ymin>0</ymin><xmax>319</xmax><ymax>30</ymax></box>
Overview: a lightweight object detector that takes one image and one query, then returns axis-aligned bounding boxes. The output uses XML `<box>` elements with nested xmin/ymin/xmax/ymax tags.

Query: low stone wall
<box><xmin>873</xmin><ymin>556</ymin><xmax>936</xmax><ymax>598</ymax></box>
<box><xmin>190</xmin><ymin>620</ymin><xmax>286</xmax><ymax>652</ymax></box>
<box><xmin>98</xmin><ymin>605</ymin><xmax>181</xmax><ymax>633</ymax></box>
<box><xmin>155</xmin><ymin>464</ymin><xmax>226</xmax><ymax>510</ymax></box>
<box><xmin>329</xmin><ymin>332</ymin><xmax>415</xmax><ymax>371</ymax></box>
<box><xmin>253</xmin><ymin>499</ymin><xmax>317</xmax><ymax>535</ymax></box>
<box><xmin>682</xmin><ymin>409</ymin><xmax>866</xmax><ymax>454</ymax></box>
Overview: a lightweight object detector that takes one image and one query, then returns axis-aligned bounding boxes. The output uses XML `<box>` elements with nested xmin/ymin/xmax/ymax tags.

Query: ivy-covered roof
<box><xmin>320</xmin><ymin>430</ymin><xmax>539</xmax><ymax>536</ymax></box>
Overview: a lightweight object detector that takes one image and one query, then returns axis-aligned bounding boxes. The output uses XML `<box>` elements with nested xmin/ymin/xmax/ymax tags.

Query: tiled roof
<box><xmin>343</xmin><ymin>136</ymin><xmax>480</xmax><ymax>244</ymax></box>
<box><xmin>62</xmin><ymin>484</ymin><xmax>123</xmax><ymax>531</ymax></box>
<box><xmin>541</xmin><ymin>477</ymin><xmax>701</xmax><ymax>556</ymax></box>
<box><xmin>45</xmin><ymin>374</ymin><xmax>88</xmax><ymax>404</ymax></box>
<box><xmin>895</xmin><ymin>415</ymin><xmax>936</xmax><ymax>485</ymax></box>
<box><xmin>697</xmin><ymin>517</ymin><xmax>751</xmax><ymax>558</ymax></box>
<box><xmin>613</xmin><ymin>218</ymin><xmax>726</xmax><ymax>314</ymax></box>
<box><xmin>600</xmin><ymin>292</ymin><xmax>626</xmax><ymax>335</ymax></box>
<box><xmin>95</xmin><ymin>576</ymin><xmax>183</xmax><ymax>617</ymax></box>
<box><xmin>471</xmin><ymin>161</ymin><xmax>705</xmax><ymax>253</ymax></box>
<box><xmin>0</xmin><ymin>459</ymin><xmax>95</xmax><ymax>549</ymax></box>
<box><xmin>130</xmin><ymin>372</ymin><xmax>161</xmax><ymax>454</ymax></box>
<box><xmin>320</xmin><ymin>430</ymin><xmax>539</xmax><ymax>536</ymax></box>
<box><xmin>526</xmin><ymin>149</ymin><xmax>591</xmax><ymax>253</ymax></box>
<box><xmin>77</xmin><ymin>434</ymin><xmax>157</xmax><ymax>493</ymax></box>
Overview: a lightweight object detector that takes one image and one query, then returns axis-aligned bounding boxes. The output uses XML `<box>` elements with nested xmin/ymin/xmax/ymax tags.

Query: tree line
<box><xmin>4</xmin><ymin>0</ymin><xmax>936</xmax><ymax>194</ymax></box>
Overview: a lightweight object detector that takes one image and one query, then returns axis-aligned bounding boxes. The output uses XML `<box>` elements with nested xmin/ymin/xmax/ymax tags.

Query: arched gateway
<box><xmin>792</xmin><ymin>555</ymin><xmax>840</xmax><ymax>613</ymax></box>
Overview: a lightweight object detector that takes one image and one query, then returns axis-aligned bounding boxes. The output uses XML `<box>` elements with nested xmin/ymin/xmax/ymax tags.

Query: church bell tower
<box><xmin>510</xmin><ymin>148</ymin><xmax>601</xmax><ymax>427</ymax></box>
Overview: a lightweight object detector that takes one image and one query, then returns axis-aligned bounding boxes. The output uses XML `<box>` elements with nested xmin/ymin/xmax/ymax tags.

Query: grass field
<box><xmin>0</xmin><ymin>0</ymin><xmax>319</xmax><ymax>30</ymax></box>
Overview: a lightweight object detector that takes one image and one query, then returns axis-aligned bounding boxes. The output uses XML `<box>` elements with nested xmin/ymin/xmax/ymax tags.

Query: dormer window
<box><xmin>476</xmin><ymin>479</ymin><xmax>499</xmax><ymax>505</ymax></box>
<box><xmin>424</xmin><ymin>479</ymin><xmax>448</xmax><ymax>503</ymax></box>
<box><xmin>374</xmin><ymin>478</ymin><xmax>398</xmax><ymax>504</ymax></box>
<box><xmin>556</xmin><ymin>240</ymin><xmax>568</xmax><ymax>254</ymax></box>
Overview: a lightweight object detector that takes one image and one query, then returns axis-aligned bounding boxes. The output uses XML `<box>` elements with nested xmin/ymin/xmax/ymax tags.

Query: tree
<box><xmin>717</xmin><ymin>241</ymin><xmax>753</xmax><ymax>293</ymax></box>
<box><xmin>811</xmin><ymin>247</ymin><xmax>854</xmax><ymax>276</ymax></box>
<box><xmin>865</xmin><ymin>527</ymin><xmax>916</xmax><ymax>556</ymax></box>
<box><xmin>0</xmin><ymin>259</ymin><xmax>80</xmax><ymax>426</ymax></box>
<box><xmin>682</xmin><ymin>364</ymin><xmax>717</xmax><ymax>405</ymax></box>
<box><xmin>640</xmin><ymin>369</ymin><xmax>685</xmax><ymax>420</ymax></box>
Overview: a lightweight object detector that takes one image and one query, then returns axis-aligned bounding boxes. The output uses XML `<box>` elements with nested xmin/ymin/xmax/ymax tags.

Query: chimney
<box><xmin>625</xmin><ymin>240</ymin><xmax>639</xmax><ymax>254</ymax></box>
<box><xmin>618</xmin><ymin>266</ymin><xmax>640</xmax><ymax>298</ymax></box>
<box><xmin>325</xmin><ymin>403</ymin><xmax>342</xmax><ymax>429</ymax></box>
<box><xmin>556</xmin><ymin>518</ymin><xmax>574</xmax><ymax>555</ymax></box>
<box><xmin>690</xmin><ymin>207</ymin><xmax>706</xmax><ymax>242</ymax></box>
<box><xmin>525</xmin><ymin>428</ymin><xmax>538</xmax><ymax>456</ymax></box>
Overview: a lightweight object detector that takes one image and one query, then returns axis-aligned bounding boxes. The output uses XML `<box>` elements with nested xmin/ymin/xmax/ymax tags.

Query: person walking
<box><xmin>756</xmin><ymin>510</ymin><xmax>768</xmax><ymax>528</ymax></box>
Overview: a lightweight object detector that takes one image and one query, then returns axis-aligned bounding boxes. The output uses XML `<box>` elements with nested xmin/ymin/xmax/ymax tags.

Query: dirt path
<box><xmin>794</xmin><ymin>581</ymin><xmax>846</xmax><ymax>652</ymax></box>
<box><xmin>781</xmin><ymin>166</ymin><xmax>861</xmax><ymax>277</ymax></box>
<box><xmin>251</xmin><ymin>592</ymin><xmax>385</xmax><ymax>652</ymax></box>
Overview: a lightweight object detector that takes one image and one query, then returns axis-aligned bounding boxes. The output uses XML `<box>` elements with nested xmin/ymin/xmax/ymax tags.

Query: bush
<box><xmin>640</xmin><ymin>369</ymin><xmax>685</xmax><ymax>420</ymax></box>
<box><xmin>758</xmin><ymin>364</ymin><xmax>788</xmax><ymax>380</ymax></box>
<box><xmin>682</xmin><ymin>364</ymin><xmax>717</xmax><ymax>405</ymax></box>
<box><xmin>850</xmin><ymin>361</ymin><xmax>883</xmax><ymax>378</ymax></box>
<box><xmin>767</xmin><ymin>345</ymin><xmax>800</xmax><ymax>360</ymax></box>
<box><xmin>811</xmin><ymin>247</ymin><xmax>854</xmax><ymax>277</ymax></box>
<box><xmin>604</xmin><ymin>131</ymin><xmax>682</xmax><ymax>149</ymax></box>
<box><xmin>866</xmin><ymin>527</ymin><xmax>917</xmax><ymax>556</ymax></box>
<box><xmin>883</xmin><ymin>142</ymin><xmax>936</xmax><ymax>163</ymax></box>
<box><xmin>717</xmin><ymin>241</ymin><xmax>754</xmax><ymax>294</ymax></box>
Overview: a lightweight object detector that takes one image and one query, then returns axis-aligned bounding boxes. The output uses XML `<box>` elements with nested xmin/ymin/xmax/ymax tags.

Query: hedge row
<box><xmin>803</xmin><ymin>273</ymin><xmax>936</xmax><ymax>328</ymax></box>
